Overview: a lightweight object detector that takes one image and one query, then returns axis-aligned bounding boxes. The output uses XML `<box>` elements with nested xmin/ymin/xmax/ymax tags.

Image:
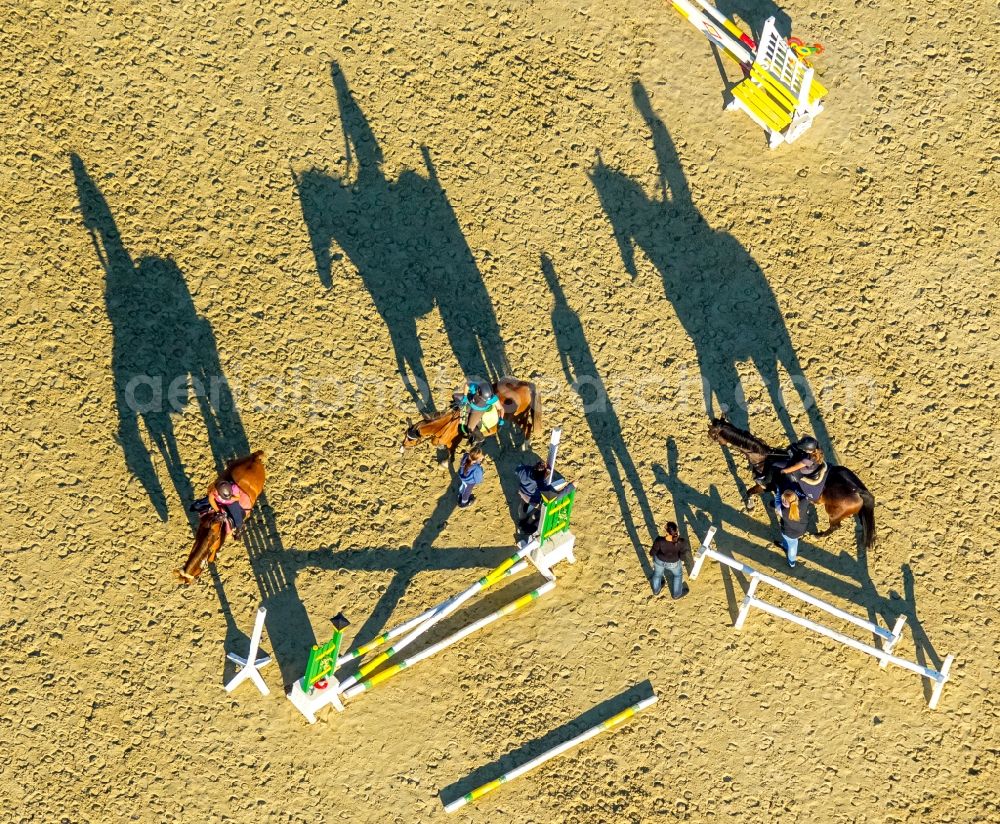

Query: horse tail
<box><xmin>836</xmin><ymin>466</ymin><xmax>876</xmax><ymax>550</ymax></box>
<box><xmin>529</xmin><ymin>381</ymin><xmax>542</xmax><ymax>439</ymax></box>
<box><xmin>859</xmin><ymin>490</ymin><xmax>877</xmax><ymax>551</ymax></box>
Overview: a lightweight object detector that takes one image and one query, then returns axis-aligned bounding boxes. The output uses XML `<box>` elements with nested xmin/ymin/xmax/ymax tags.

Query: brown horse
<box><xmin>400</xmin><ymin>377</ymin><xmax>542</xmax><ymax>464</ymax></box>
<box><xmin>708</xmin><ymin>417</ymin><xmax>876</xmax><ymax>550</ymax></box>
<box><xmin>177</xmin><ymin>450</ymin><xmax>266</xmax><ymax>583</ymax></box>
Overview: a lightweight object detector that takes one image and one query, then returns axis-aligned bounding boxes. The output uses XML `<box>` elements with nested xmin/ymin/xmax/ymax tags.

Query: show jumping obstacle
<box><xmin>442</xmin><ymin>694</ymin><xmax>658</xmax><ymax>813</ymax></box>
<box><xmin>691</xmin><ymin>527</ymin><xmax>954</xmax><ymax>708</ymax></box>
<box><xmin>224</xmin><ymin>606</ymin><xmax>273</xmax><ymax>696</ymax></box>
<box><xmin>670</xmin><ymin>0</ymin><xmax>827</xmax><ymax>147</ymax></box>
<box><xmin>286</xmin><ymin>431</ymin><xmax>578</xmax><ymax>724</ymax></box>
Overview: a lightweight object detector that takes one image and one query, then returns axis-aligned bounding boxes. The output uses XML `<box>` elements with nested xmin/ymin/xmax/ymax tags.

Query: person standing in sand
<box><xmin>650</xmin><ymin>522</ymin><xmax>689</xmax><ymax>598</ymax></box>
<box><xmin>457</xmin><ymin>448</ymin><xmax>485</xmax><ymax>509</ymax></box>
<box><xmin>776</xmin><ymin>489</ymin><xmax>810</xmax><ymax>568</ymax></box>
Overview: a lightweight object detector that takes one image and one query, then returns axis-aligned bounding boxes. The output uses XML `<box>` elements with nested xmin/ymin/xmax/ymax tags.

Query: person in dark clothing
<box><xmin>650</xmin><ymin>522</ymin><xmax>689</xmax><ymax>598</ymax></box>
<box><xmin>780</xmin><ymin>436</ymin><xmax>828</xmax><ymax>502</ymax></box>
<box><xmin>515</xmin><ymin>460</ymin><xmax>551</xmax><ymax>535</ymax></box>
<box><xmin>776</xmin><ymin>489</ymin><xmax>810</xmax><ymax>567</ymax></box>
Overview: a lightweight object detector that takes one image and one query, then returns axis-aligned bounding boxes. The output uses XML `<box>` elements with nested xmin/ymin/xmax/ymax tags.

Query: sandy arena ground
<box><xmin>2</xmin><ymin>1</ymin><xmax>998</xmax><ymax>821</ymax></box>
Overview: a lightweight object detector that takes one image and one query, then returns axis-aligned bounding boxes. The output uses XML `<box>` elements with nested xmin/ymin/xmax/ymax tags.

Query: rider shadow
<box><xmin>542</xmin><ymin>253</ymin><xmax>655</xmax><ymax>577</ymax></box>
<box><xmin>74</xmin><ymin>153</ymin><xmax>319</xmax><ymax>684</ymax></box>
<box><xmin>295</xmin><ymin>62</ymin><xmax>509</xmax><ymax>411</ymax></box>
<box><xmin>589</xmin><ymin>81</ymin><xmax>834</xmax><ymax>458</ymax></box>
<box><xmin>74</xmin><ymin>154</ymin><xmax>208</xmax><ymax>523</ymax></box>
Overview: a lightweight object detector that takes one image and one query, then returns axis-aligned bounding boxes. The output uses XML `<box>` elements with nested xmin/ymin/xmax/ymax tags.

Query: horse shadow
<box><xmin>541</xmin><ymin>253</ymin><xmax>655</xmax><ymax>577</ymax></box>
<box><xmin>295</xmin><ymin>62</ymin><xmax>509</xmax><ymax>411</ymax></box>
<box><xmin>74</xmin><ymin>154</ymin><xmax>320</xmax><ymax>683</ymax></box>
<box><xmin>589</xmin><ymin>81</ymin><xmax>833</xmax><ymax>458</ymax></box>
<box><xmin>74</xmin><ymin>154</ymin><xmax>233</xmax><ymax>522</ymax></box>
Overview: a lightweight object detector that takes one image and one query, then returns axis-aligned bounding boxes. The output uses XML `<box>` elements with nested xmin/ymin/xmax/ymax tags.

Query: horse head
<box><xmin>707</xmin><ymin>414</ymin><xmax>728</xmax><ymax>445</ymax></box>
<box><xmin>400</xmin><ymin>421</ymin><xmax>420</xmax><ymax>453</ymax></box>
<box><xmin>707</xmin><ymin>415</ymin><xmax>780</xmax><ymax>468</ymax></box>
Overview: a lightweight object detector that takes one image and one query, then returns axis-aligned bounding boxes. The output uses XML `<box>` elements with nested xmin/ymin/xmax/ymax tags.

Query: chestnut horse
<box><xmin>177</xmin><ymin>450</ymin><xmax>266</xmax><ymax>583</ymax></box>
<box><xmin>401</xmin><ymin>377</ymin><xmax>542</xmax><ymax>464</ymax></box>
<box><xmin>708</xmin><ymin>417</ymin><xmax>876</xmax><ymax>550</ymax></box>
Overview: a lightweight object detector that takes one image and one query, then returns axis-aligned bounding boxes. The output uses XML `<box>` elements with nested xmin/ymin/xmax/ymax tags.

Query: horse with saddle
<box><xmin>400</xmin><ymin>377</ymin><xmax>542</xmax><ymax>465</ymax></box>
<box><xmin>708</xmin><ymin>416</ymin><xmax>876</xmax><ymax>550</ymax></box>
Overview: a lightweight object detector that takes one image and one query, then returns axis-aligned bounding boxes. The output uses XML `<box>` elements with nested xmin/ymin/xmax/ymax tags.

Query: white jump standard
<box><xmin>224</xmin><ymin>605</ymin><xmax>273</xmax><ymax>696</ymax></box>
<box><xmin>691</xmin><ymin>527</ymin><xmax>955</xmax><ymax>709</ymax></box>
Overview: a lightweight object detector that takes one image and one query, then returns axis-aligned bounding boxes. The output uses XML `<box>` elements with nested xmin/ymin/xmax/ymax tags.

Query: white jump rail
<box><xmin>691</xmin><ymin>527</ymin><xmax>954</xmax><ymax>709</ymax></box>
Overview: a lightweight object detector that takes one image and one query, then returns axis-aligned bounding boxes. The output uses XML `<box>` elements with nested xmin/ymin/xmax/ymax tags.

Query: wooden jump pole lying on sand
<box><xmin>442</xmin><ymin>694</ymin><xmax>658</xmax><ymax>813</ymax></box>
<box><xmin>343</xmin><ymin>579</ymin><xmax>556</xmax><ymax>699</ymax></box>
<box><xmin>691</xmin><ymin>527</ymin><xmax>955</xmax><ymax>708</ymax></box>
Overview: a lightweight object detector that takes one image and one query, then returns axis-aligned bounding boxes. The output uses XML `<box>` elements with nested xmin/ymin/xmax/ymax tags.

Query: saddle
<box><xmin>189</xmin><ymin>496</ymin><xmax>242</xmax><ymax>532</ymax></box>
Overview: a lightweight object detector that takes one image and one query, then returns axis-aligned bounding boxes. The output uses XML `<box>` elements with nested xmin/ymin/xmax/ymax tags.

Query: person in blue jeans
<box><xmin>650</xmin><ymin>522</ymin><xmax>689</xmax><ymax>598</ymax></box>
<box><xmin>776</xmin><ymin>489</ymin><xmax>810</xmax><ymax>567</ymax></box>
<box><xmin>457</xmin><ymin>448</ymin><xmax>485</xmax><ymax>508</ymax></box>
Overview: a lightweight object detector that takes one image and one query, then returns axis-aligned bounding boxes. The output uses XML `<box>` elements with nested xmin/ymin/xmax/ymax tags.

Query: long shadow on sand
<box><xmin>74</xmin><ymin>154</ymin><xmax>240</xmax><ymax>523</ymax></box>
<box><xmin>293</xmin><ymin>63</ymin><xmax>532</xmax><ymax>626</ymax></box>
<box><xmin>295</xmin><ymin>62</ymin><xmax>509</xmax><ymax>410</ymax></box>
<box><xmin>541</xmin><ymin>253</ymin><xmax>655</xmax><ymax>576</ymax></box>
<box><xmin>589</xmin><ymin>81</ymin><xmax>833</xmax><ymax>456</ymax></box>
<box><xmin>74</xmin><ymin>154</ymin><xmax>318</xmax><ymax>683</ymax></box>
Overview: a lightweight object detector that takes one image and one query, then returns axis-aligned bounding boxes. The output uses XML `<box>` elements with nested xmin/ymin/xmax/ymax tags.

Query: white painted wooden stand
<box><xmin>691</xmin><ymin>527</ymin><xmax>954</xmax><ymax>709</ymax></box>
<box><xmin>224</xmin><ymin>606</ymin><xmax>273</xmax><ymax>696</ymax></box>
<box><xmin>286</xmin><ymin>675</ymin><xmax>344</xmax><ymax>723</ymax></box>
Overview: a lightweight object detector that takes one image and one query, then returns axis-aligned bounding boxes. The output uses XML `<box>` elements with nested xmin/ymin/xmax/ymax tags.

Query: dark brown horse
<box><xmin>177</xmin><ymin>451</ymin><xmax>266</xmax><ymax>583</ymax></box>
<box><xmin>708</xmin><ymin>417</ymin><xmax>876</xmax><ymax>550</ymax></box>
<box><xmin>401</xmin><ymin>377</ymin><xmax>542</xmax><ymax>464</ymax></box>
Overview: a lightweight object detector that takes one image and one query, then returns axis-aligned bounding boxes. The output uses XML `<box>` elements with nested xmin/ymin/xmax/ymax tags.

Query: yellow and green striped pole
<box><xmin>443</xmin><ymin>694</ymin><xmax>658</xmax><ymax>813</ymax></box>
<box><xmin>338</xmin><ymin>543</ymin><xmax>538</xmax><ymax>694</ymax></box>
<box><xmin>335</xmin><ymin>561</ymin><xmax>528</xmax><ymax>670</ymax></box>
<box><xmin>344</xmin><ymin>579</ymin><xmax>555</xmax><ymax>699</ymax></box>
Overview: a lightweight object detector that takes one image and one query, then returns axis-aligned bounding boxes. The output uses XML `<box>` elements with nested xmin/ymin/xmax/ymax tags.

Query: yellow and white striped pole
<box><xmin>443</xmin><ymin>694</ymin><xmax>658</xmax><ymax>813</ymax></box>
<box><xmin>669</xmin><ymin>0</ymin><xmax>756</xmax><ymax>66</ymax></box>
<box><xmin>334</xmin><ymin>560</ymin><xmax>528</xmax><ymax>670</ymax></box>
<box><xmin>343</xmin><ymin>579</ymin><xmax>555</xmax><ymax>698</ymax></box>
<box><xmin>338</xmin><ymin>543</ymin><xmax>538</xmax><ymax>694</ymax></box>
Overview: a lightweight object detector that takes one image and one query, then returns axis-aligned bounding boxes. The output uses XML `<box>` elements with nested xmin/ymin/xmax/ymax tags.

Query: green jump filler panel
<box><xmin>539</xmin><ymin>483</ymin><xmax>575</xmax><ymax>541</ymax></box>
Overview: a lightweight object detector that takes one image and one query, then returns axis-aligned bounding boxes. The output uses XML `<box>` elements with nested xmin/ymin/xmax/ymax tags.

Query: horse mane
<box><xmin>710</xmin><ymin>417</ymin><xmax>777</xmax><ymax>455</ymax></box>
